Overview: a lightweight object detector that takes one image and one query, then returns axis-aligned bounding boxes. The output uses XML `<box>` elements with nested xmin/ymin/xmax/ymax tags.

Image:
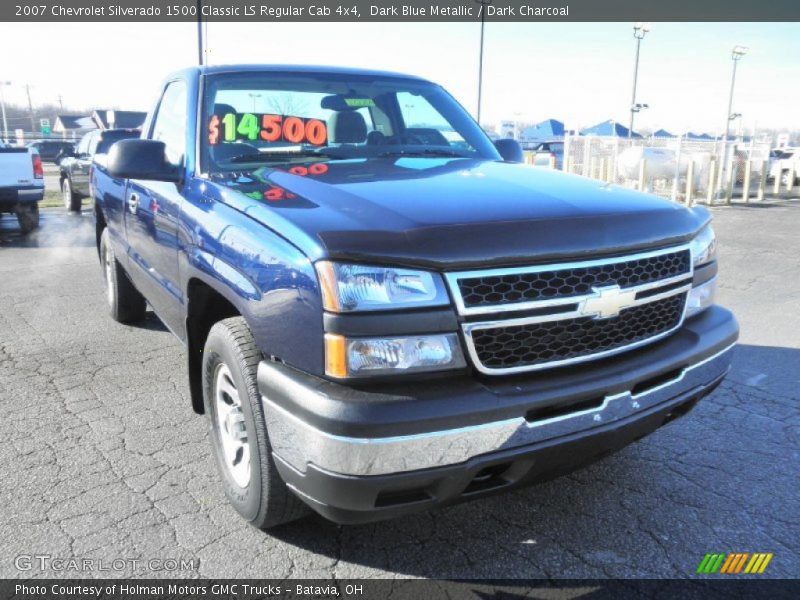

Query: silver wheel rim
<box><xmin>213</xmin><ymin>363</ymin><xmax>251</xmax><ymax>488</ymax></box>
<box><xmin>63</xmin><ymin>181</ymin><xmax>71</xmax><ymax>208</ymax></box>
<box><xmin>103</xmin><ymin>242</ymin><xmax>114</xmax><ymax>306</ymax></box>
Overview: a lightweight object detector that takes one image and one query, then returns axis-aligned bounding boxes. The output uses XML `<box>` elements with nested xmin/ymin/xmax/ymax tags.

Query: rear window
<box><xmin>96</xmin><ymin>130</ymin><xmax>140</xmax><ymax>154</ymax></box>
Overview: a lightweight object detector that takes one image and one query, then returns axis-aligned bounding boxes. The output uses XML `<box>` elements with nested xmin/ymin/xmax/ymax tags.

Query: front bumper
<box><xmin>258</xmin><ymin>306</ymin><xmax>738</xmax><ymax>523</ymax></box>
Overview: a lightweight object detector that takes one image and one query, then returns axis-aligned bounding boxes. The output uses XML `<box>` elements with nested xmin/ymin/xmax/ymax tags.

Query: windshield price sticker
<box><xmin>208</xmin><ymin>113</ymin><xmax>328</xmax><ymax>146</ymax></box>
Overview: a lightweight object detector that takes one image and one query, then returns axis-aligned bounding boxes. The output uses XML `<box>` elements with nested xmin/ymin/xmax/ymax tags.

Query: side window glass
<box><xmin>77</xmin><ymin>134</ymin><xmax>91</xmax><ymax>155</ymax></box>
<box><xmin>151</xmin><ymin>80</ymin><xmax>187</xmax><ymax>166</ymax></box>
<box><xmin>87</xmin><ymin>134</ymin><xmax>99</xmax><ymax>156</ymax></box>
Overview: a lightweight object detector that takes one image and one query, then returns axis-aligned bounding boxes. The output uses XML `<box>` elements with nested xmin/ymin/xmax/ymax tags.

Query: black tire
<box><xmin>16</xmin><ymin>204</ymin><xmax>39</xmax><ymax>234</ymax></box>
<box><xmin>99</xmin><ymin>228</ymin><xmax>147</xmax><ymax>324</ymax></box>
<box><xmin>62</xmin><ymin>177</ymin><xmax>81</xmax><ymax>212</ymax></box>
<box><xmin>203</xmin><ymin>317</ymin><xmax>309</xmax><ymax>529</ymax></box>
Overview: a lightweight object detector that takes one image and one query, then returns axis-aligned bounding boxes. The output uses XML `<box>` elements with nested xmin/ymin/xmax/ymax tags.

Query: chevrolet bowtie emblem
<box><xmin>580</xmin><ymin>285</ymin><xmax>637</xmax><ymax>319</ymax></box>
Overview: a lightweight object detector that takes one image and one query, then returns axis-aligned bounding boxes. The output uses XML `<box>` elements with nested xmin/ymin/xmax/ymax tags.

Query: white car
<box><xmin>769</xmin><ymin>147</ymin><xmax>800</xmax><ymax>184</ymax></box>
<box><xmin>0</xmin><ymin>142</ymin><xmax>45</xmax><ymax>233</ymax></box>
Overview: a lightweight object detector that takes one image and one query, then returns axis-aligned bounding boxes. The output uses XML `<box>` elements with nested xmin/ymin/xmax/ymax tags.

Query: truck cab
<box><xmin>93</xmin><ymin>65</ymin><xmax>738</xmax><ymax>527</ymax></box>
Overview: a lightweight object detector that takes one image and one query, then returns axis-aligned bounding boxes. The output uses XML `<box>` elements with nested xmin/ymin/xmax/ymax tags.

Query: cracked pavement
<box><xmin>0</xmin><ymin>202</ymin><xmax>798</xmax><ymax>579</ymax></box>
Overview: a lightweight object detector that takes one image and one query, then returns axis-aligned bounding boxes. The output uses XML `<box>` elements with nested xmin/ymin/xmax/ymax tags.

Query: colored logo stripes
<box><xmin>697</xmin><ymin>553</ymin><xmax>773</xmax><ymax>574</ymax></box>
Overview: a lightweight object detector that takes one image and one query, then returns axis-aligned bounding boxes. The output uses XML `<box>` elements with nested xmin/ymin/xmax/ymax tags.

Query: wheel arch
<box><xmin>185</xmin><ymin>276</ymin><xmax>244</xmax><ymax>414</ymax></box>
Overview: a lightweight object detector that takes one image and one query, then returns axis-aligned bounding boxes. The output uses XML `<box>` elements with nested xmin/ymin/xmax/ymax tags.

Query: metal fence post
<box><xmin>638</xmin><ymin>159</ymin><xmax>647</xmax><ymax>191</ymax></box>
<box><xmin>773</xmin><ymin>169</ymin><xmax>782</xmax><ymax>197</ymax></box>
<box><xmin>671</xmin><ymin>135</ymin><xmax>683</xmax><ymax>202</ymax></box>
<box><xmin>724</xmin><ymin>160</ymin><xmax>735</xmax><ymax>204</ymax></box>
<box><xmin>582</xmin><ymin>137</ymin><xmax>591</xmax><ymax>177</ymax></box>
<box><xmin>757</xmin><ymin>161</ymin><xmax>767</xmax><ymax>201</ymax></box>
<box><xmin>742</xmin><ymin>161</ymin><xmax>752</xmax><ymax>203</ymax></box>
<box><xmin>685</xmin><ymin>161</ymin><xmax>695</xmax><ymax>206</ymax></box>
<box><xmin>706</xmin><ymin>159</ymin><xmax>717</xmax><ymax>205</ymax></box>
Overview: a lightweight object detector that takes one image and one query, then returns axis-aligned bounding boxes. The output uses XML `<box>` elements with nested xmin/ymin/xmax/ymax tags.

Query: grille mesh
<box><xmin>459</xmin><ymin>250</ymin><xmax>690</xmax><ymax>309</ymax></box>
<box><xmin>470</xmin><ymin>294</ymin><xmax>686</xmax><ymax>371</ymax></box>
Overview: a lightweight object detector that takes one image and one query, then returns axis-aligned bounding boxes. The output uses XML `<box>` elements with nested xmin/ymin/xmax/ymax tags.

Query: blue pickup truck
<box><xmin>94</xmin><ymin>65</ymin><xmax>738</xmax><ymax>528</ymax></box>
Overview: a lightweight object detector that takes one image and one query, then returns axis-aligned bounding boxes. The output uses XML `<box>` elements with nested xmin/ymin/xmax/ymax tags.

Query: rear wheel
<box><xmin>15</xmin><ymin>204</ymin><xmax>39</xmax><ymax>234</ymax></box>
<box><xmin>62</xmin><ymin>177</ymin><xmax>81</xmax><ymax>212</ymax></box>
<box><xmin>100</xmin><ymin>228</ymin><xmax>146</xmax><ymax>323</ymax></box>
<box><xmin>203</xmin><ymin>317</ymin><xmax>309</xmax><ymax>529</ymax></box>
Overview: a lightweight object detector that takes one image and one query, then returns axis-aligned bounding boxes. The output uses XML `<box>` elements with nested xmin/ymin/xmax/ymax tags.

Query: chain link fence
<box><xmin>526</xmin><ymin>135</ymin><xmax>795</xmax><ymax>204</ymax></box>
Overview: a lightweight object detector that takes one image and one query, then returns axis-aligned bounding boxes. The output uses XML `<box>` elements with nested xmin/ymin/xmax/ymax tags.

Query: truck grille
<box><xmin>458</xmin><ymin>249</ymin><xmax>690</xmax><ymax>310</ymax></box>
<box><xmin>471</xmin><ymin>294</ymin><xmax>686</xmax><ymax>371</ymax></box>
<box><xmin>445</xmin><ymin>246</ymin><xmax>693</xmax><ymax>375</ymax></box>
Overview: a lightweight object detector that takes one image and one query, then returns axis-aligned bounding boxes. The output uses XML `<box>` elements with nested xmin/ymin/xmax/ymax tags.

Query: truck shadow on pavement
<box><xmin>262</xmin><ymin>343</ymin><xmax>798</xmax><ymax>578</ymax></box>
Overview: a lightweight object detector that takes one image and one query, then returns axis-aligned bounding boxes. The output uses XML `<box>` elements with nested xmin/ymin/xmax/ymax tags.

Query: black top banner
<box><xmin>5</xmin><ymin>0</ymin><xmax>800</xmax><ymax>22</ymax></box>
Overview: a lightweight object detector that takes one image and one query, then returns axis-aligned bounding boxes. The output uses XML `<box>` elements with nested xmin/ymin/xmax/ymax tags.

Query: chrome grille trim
<box><xmin>446</xmin><ymin>245</ymin><xmax>694</xmax><ymax>375</ymax></box>
<box><xmin>445</xmin><ymin>244</ymin><xmax>692</xmax><ymax>317</ymax></box>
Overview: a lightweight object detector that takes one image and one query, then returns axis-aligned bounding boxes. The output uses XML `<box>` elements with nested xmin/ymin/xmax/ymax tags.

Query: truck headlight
<box><xmin>325</xmin><ymin>333</ymin><xmax>466</xmax><ymax>378</ymax></box>
<box><xmin>316</xmin><ymin>261</ymin><xmax>449</xmax><ymax>312</ymax></box>
<box><xmin>690</xmin><ymin>225</ymin><xmax>717</xmax><ymax>267</ymax></box>
<box><xmin>686</xmin><ymin>225</ymin><xmax>718</xmax><ymax>318</ymax></box>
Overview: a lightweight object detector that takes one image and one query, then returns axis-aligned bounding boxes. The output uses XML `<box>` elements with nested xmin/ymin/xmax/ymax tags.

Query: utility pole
<box><xmin>475</xmin><ymin>0</ymin><xmax>492</xmax><ymax>126</ymax></box>
<box><xmin>25</xmin><ymin>84</ymin><xmax>35</xmax><ymax>132</ymax></box>
<box><xmin>57</xmin><ymin>95</ymin><xmax>64</xmax><ymax>111</ymax></box>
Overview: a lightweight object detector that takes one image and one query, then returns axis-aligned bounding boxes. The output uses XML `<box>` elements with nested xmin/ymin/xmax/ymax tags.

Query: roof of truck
<box><xmin>192</xmin><ymin>64</ymin><xmax>430</xmax><ymax>82</ymax></box>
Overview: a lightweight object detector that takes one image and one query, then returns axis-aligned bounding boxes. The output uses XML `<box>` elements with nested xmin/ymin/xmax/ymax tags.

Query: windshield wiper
<box><xmin>226</xmin><ymin>149</ymin><xmax>342</xmax><ymax>163</ymax></box>
<box><xmin>377</xmin><ymin>148</ymin><xmax>469</xmax><ymax>159</ymax></box>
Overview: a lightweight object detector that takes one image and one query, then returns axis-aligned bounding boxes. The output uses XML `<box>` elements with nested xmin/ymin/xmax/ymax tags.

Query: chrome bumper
<box><xmin>262</xmin><ymin>343</ymin><xmax>735</xmax><ymax>477</ymax></box>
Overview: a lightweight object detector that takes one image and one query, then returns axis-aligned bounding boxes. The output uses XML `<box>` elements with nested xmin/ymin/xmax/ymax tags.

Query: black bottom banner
<box><xmin>2</xmin><ymin>579</ymin><xmax>799</xmax><ymax>600</ymax></box>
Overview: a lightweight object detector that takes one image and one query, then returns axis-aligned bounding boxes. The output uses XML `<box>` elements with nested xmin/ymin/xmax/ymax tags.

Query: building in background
<box><xmin>52</xmin><ymin>115</ymin><xmax>97</xmax><ymax>139</ymax></box>
<box><xmin>91</xmin><ymin>110</ymin><xmax>148</xmax><ymax>130</ymax></box>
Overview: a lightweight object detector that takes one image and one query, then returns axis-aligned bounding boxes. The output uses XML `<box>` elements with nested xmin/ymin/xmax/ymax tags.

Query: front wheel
<box><xmin>15</xmin><ymin>204</ymin><xmax>39</xmax><ymax>234</ymax></box>
<box><xmin>99</xmin><ymin>228</ymin><xmax>146</xmax><ymax>323</ymax></box>
<box><xmin>203</xmin><ymin>317</ymin><xmax>309</xmax><ymax>529</ymax></box>
<box><xmin>62</xmin><ymin>177</ymin><xmax>81</xmax><ymax>212</ymax></box>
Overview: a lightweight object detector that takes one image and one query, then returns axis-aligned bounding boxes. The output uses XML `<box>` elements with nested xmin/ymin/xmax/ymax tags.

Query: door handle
<box><xmin>128</xmin><ymin>192</ymin><xmax>139</xmax><ymax>214</ymax></box>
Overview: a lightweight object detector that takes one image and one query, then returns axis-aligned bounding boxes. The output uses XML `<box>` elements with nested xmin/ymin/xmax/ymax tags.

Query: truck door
<box><xmin>72</xmin><ymin>131</ymin><xmax>97</xmax><ymax>196</ymax></box>
<box><xmin>123</xmin><ymin>80</ymin><xmax>187</xmax><ymax>336</ymax></box>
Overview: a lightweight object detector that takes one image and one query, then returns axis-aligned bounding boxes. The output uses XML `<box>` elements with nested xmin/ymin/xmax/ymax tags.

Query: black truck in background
<box><xmin>58</xmin><ymin>128</ymin><xmax>140</xmax><ymax>212</ymax></box>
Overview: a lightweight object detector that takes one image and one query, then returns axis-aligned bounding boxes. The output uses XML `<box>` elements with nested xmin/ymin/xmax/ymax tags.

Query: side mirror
<box><xmin>495</xmin><ymin>139</ymin><xmax>524</xmax><ymax>163</ymax></box>
<box><xmin>108</xmin><ymin>139</ymin><xmax>180</xmax><ymax>182</ymax></box>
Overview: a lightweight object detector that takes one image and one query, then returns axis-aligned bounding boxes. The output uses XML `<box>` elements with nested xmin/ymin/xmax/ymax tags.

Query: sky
<box><xmin>1</xmin><ymin>21</ymin><xmax>798</xmax><ymax>134</ymax></box>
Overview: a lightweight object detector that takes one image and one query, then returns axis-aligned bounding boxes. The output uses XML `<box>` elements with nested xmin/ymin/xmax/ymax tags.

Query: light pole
<box><xmin>628</xmin><ymin>22</ymin><xmax>650</xmax><ymax>139</ymax></box>
<box><xmin>0</xmin><ymin>81</ymin><xmax>10</xmax><ymax>144</ymax></box>
<box><xmin>720</xmin><ymin>46</ymin><xmax>748</xmax><ymax>197</ymax></box>
<box><xmin>724</xmin><ymin>46</ymin><xmax>748</xmax><ymax>143</ymax></box>
<box><xmin>475</xmin><ymin>0</ymin><xmax>492</xmax><ymax>126</ymax></box>
<box><xmin>248</xmin><ymin>93</ymin><xmax>262</xmax><ymax>112</ymax></box>
<box><xmin>196</xmin><ymin>0</ymin><xmax>204</xmax><ymax>66</ymax></box>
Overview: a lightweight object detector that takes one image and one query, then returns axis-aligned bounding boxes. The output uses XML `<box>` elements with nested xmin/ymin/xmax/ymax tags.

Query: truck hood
<box><xmin>209</xmin><ymin>157</ymin><xmax>710</xmax><ymax>269</ymax></box>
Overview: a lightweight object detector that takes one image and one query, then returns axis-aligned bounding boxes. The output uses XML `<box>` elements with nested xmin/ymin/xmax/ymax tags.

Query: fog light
<box><xmin>325</xmin><ymin>333</ymin><xmax>466</xmax><ymax>378</ymax></box>
<box><xmin>685</xmin><ymin>277</ymin><xmax>717</xmax><ymax>318</ymax></box>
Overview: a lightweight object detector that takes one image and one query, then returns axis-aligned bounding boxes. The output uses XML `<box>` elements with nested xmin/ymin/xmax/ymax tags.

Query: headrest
<box><xmin>328</xmin><ymin>111</ymin><xmax>367</xmax><ymax>144</ymax></box>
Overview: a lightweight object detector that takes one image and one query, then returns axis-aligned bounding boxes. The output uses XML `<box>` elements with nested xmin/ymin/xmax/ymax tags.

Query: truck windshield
<box><xmin>200</xmin><ymin>71</ymin><xmax>500</xmax><ymax>173</ymax></box>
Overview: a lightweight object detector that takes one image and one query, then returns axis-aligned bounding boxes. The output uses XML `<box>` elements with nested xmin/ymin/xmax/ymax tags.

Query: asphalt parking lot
<box><xmin>0</xmin><ymin>202</ymin><xmax>798</xmax><ymax>579</ymax></box>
